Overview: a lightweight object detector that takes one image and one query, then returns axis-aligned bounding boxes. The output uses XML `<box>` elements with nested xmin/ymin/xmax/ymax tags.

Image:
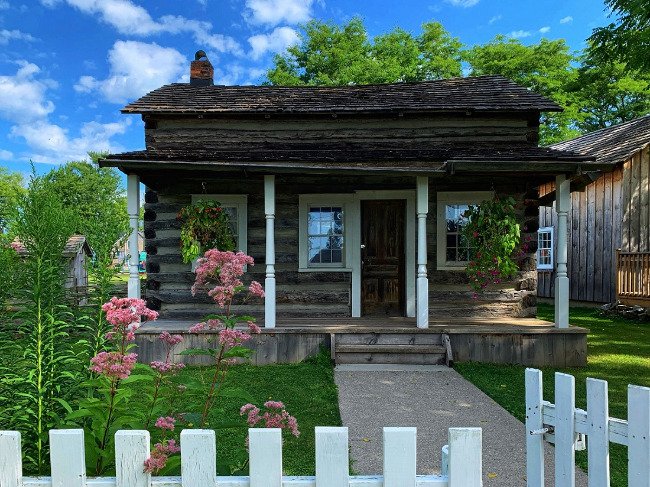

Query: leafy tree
<box><xmin>463</xmin><ymin>36</ymin><xmax>582</xmax><ymax>144</ymax></box>
<box><xmin>266</xmin><ymin>18</ymin><xmax>462</xmax><ymax>85</ymax></box>
<box><xmin>571</xmin><ymin>54</ymin><xmax>650</xmax><ymax>132</ymax></box>
<box><xmin>0</xmin><ymin>167</ymin><xmax>25</xmax><ymax>233</ymax></box>
<box><xmin>589</xmin><ymin>0</ymin><xmax>650</xmax><ymax>73</ymax></box>
<box><xmin>41</xmin><ymin>154</ymin><xmax>130</xmax><ymax>356</ymax></box>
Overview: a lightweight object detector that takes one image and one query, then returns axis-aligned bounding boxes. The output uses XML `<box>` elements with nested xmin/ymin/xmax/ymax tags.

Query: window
<box><xmin>299</xmin><ymin>195</ymin><xmax>353</xmax><ymax>270</ymax></box>
<box><xmin>190</xmin><ymin>194</ymin><xmax>248</xmax><ymax>254</ymax></box>
<box><xmin>537</xmin><ymin>226</ymin><xmax>554</xmax><ymax>270</ymax></box>
<box><xmin>436</xmin><ymin>191</ymin><xmax>493</xmax><ymax>270</ymax></box>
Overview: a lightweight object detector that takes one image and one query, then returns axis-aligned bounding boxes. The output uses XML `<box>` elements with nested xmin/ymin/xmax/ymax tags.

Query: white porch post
<box><xmin>127</xmin><ymin>174</ymin><xmax>141</xmax><ymax>299</ymax></box>
<box><xmin>264</xmin><ymin>175</ymin><xmax>276</xmax><ymax>328</ymax></box>
<box><xmin>416</xmin><ymin>176</ymin><xmax>429</xmax><ymax>329</ymax></box>
<box><xmin>555</xmin><ymin>174</ymin><xmax>570</xmax><ymax>328</ymax></box>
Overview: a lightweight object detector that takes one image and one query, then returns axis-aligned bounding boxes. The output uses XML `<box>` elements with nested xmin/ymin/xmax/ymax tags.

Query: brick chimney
<box><xmin>190</xmin><ymin>50</ymin><xmax>213</xmax><ymax>86</ymax></box>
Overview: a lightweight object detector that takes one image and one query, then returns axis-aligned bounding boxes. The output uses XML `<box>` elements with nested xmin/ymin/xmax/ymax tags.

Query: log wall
<box><xmin>538</xmin><ymin>146</ymin><xmax>650</xmax><ymax>303</ymax></box>
<box><xmin>143</xmin><ymin>173</ymin><xmax>538</xmax><ymax>320</ymax></box>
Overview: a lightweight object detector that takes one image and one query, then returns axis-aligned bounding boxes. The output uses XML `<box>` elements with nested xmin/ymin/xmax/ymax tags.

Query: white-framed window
<box><xmin>299</xmin><ymin>194</ymin><xmax>354</xmax><ymax>271</ymax></box>
<box><xmin>436</xmin><ymin>191</ymin><xmax>494</xmax><ymax>270</ymax></box>
<box><xmin>190</xmin><ymin>194</ymin><xmax>248</xmax><ymax>254</ymax></box>
<box><xmin>537</xmin><ymin>226</ymin><xmax>554</xmax><ymax>270</ymax></box>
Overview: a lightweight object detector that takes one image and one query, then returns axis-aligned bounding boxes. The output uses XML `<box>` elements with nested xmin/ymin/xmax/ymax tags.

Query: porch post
<box><xmin>555</xmin><ymin>174</ymin><xmax>570</xmax><ymax>328</ymax></box>
<box><xmin>264</xmin><ymin>175</ymin><xmax>276</xmax><ymax>328</ymax></box>
<box><xmin>416</xmin><ymin>176</ymin><xmax>429</xmax><ymax>329</ymax></box>
<box><xmin>126</xmin><ymin>174</ymin><xmax>141</xmax><ymax>299</ymax></box>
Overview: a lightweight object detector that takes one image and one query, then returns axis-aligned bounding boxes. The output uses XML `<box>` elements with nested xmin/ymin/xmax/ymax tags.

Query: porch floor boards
<box><xmin>141</xmin><ymin>316</ymin><xmax>587</xmax><ymax>334</ymax></box>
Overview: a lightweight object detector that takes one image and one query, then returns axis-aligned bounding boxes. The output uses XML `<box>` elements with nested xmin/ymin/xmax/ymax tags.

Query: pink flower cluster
<box><xmin>143</xmin><ymin>439</ymin><xmax>180</xmax><ymax>474</ymax></box>
<box><xmin>190</xmin><ymin>250</ymin><xmax>264</xmax><ymax>308</ymax></box>
<box><xmin>150</xmin><ymin>361</ymin><xmax>185</xmax><ymax>374</ymax></box>
<box><xmin>159</xmin><ymin>331</ymin><xmax>183</xmax><ymax>346</ymax></box>
<box><xmin>102</xmin><ymin>297</ymin><xmax>158</xmax><ymax>328</ymax></box>
<box><xmin>154</xmin><ymin>416</ymin><xmax>176</xmax><ymax>431</ymax></box>
<box><xmin>90</xmin><ymin>352</ymin><xmax>137</xmax><ymax>380</ymax></box>
<box><xmin>240</xmin><ymin>401</ymin><xmax>300</xmax><ymax>437</ymax></box>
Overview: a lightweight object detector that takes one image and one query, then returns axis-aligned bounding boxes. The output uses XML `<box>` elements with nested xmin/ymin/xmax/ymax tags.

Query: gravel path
<box><xmin>334</xmin><ymin>364</ymin><xmax>588</xmax><ymax>486</ymax></box>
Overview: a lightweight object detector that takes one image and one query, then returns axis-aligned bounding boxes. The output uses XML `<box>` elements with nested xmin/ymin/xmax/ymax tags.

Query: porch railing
<box><xmin>616</xmin><ymin>250</ymin><xmax>650</xmax><ymax>306</ymax></box>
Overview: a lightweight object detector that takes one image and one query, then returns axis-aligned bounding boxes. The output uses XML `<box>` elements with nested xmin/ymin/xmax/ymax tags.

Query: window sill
<box><xmin>298</xmin><ymin>267</ymin><xmax>352</xmax><ymax>273</ymax></box>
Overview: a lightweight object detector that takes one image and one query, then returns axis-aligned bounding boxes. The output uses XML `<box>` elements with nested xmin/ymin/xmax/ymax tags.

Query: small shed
<box><xmin>13</xmin><ymin>235</ymin><xmax>93</xmax><ymax>291</ymax></box>
<box><xmin>538</xmin><ymin>115</ymin><xmax>650</xmax><ymax>304</ymax></box>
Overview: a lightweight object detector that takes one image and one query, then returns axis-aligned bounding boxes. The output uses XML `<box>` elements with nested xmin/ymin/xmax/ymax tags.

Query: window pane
<box><xmin>444</xmin><ymin>204</ymin><xmax>470</xmax><ymax>263</ymax></box>
<box><xmin>306</xmin><ymin>204</ymin><xmax>344</xmax><ymax>265</ymax></box>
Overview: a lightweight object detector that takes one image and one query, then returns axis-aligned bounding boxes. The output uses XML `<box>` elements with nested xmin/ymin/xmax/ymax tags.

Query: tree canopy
<box><xmin>266</xmin><ymin>18</ymin><xmax>462</xmax><ymax>85</ymax></box>
<box><xmin>588</xmin><ymin>0</ymin><xmax>650</xmax><ymax>73</ymax></box>
<box><xmin>266</xmin><ymin>17</ymin><xmax>650</xmax><ymax>145</ymax></box>
<box><xmin>0</xmin><ymin>167</ymin><xmax>25</xmax><ymax>233</ymax></box>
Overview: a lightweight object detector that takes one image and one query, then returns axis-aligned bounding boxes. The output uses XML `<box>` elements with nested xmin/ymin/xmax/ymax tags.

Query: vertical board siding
<box><xmin>537</xmin><ymin>150</ymin><xmax>649</xmax><ymax>303</ymax></box>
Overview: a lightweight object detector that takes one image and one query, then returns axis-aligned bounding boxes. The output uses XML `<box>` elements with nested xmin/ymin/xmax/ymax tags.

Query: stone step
<box><xmin>333</xmin><ymin>336</ymin><xmax>450</xmax><ymax>366</ymax></box>
<box><xmin>334</xmin><ymin>351</ymin><xmax>446</xmax><ymax>365</ymax></box>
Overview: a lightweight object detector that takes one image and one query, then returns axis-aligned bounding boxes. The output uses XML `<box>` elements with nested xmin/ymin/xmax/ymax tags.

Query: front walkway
<box><xmin>334</xmin><ymin>364</ymin><xmax>588</xmax><ymax>486</ymax></box>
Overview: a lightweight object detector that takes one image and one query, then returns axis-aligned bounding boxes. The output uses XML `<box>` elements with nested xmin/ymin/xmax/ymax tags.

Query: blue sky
<box><xmin>0</xmin><ymin>0</ymin><xmax>610</xmax><ymax>178</ymax></box>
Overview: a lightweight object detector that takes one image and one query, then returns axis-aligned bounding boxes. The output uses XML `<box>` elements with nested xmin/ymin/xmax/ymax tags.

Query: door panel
<box><xmin>361</xmin><ymin>200</ymin><xmax>406</xmax><ymax>316</ymax></box>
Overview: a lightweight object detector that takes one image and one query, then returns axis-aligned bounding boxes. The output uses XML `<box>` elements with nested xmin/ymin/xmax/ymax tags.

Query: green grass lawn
<box><xmin>455</xmin><ymin>303</ymin><xmax>650</xmax><ymax>487</ymax></box>
<box><xmin>161</xmin><ymin>350</ymin><xmax>342</xmax><ymax>475</ymax></box>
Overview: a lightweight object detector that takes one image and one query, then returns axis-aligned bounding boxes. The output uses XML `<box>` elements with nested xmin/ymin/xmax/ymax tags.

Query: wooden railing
<box><xmin>616</xmin><ymin>250</ymin><xmax>650</xmax><ymax>306</ymax></box>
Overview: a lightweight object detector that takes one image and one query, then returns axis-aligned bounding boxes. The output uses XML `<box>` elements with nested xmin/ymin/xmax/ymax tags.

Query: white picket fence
<box><xmin>525</xmin><ymin>368</ymin><xmax>650</xmax><ymax>487</ymax></box>
<box><xmin>0</xmin><ymin>426</ymin><xmax>482</xmax><ymax>487</ymax></box>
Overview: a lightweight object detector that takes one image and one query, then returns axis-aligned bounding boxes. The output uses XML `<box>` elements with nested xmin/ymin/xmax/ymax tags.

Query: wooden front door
<box><xmin>361</xmin><ymin>200</ymin><xmax>406</xmax><ymax>316</ymax></box>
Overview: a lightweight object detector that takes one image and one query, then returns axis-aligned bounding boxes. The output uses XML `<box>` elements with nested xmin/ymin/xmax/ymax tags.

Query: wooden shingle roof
<box><xmin>551</xmin><ymin>115</ymin><xmax>650</xmax><ymax>165</ymax></box>
<box><xmin>122</xmin><ymin>75</ymin><xmax>562</xmax><ymax>115</ymax></box>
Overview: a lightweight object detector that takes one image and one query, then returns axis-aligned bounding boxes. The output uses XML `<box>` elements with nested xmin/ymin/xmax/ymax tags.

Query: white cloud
<box><xmin>539</xmin><ymin>26</ymin><xmax>551</xmax><ymax>34</ymax></box>
<box><xmin>0</xmin><ymin>1</ymin><xmax>9</xmax><ymax>9</ymax></box>
<box><xmin>11</xmin><ymin>119</ymin><xmax>130</xmax><ymax>163</ymax></box>
<box><xmin>488</xmin><ymin>15</ymin><xmax>502</xmax><ymax>24</ymax></box>
<box><xmin>248</xmin><ymin>26</ymin><xmax>299</xmax><ymax>60</ymax></box>
<box><xmin>508</xmin><ymin>30</ymin><xmax>532</xmax><ymax>39</ymax></box>
<box><xmin>0</xmin><ymin>29</ymin><xmax>37</xmax><ymax>45</ymax></box>
<box><xmin>0</xmin><ymin>62</ymin><xmax>55</xmax><ymax>124</ymax></box>
<box><xmin>244</xmin><ymin>0</ymin><xmax>314</xmax><ymax>26</ymax></box>
<box><xmin>42</xmin><ymin>0</ymin><xmax>241</xmax><ymax>55</ymax></box>
<box><xmin>0</xmin><ymin>149</ymin><xmax>13</xmax><ymax>160</ymax></box>
<box><xmin>445</xmin><ymin>0</ymin><xmax>480</xmax><ymax>7</ymax></box>
<box><xmin>74</xmin><ymin>40</ymin><xmax>187</xmax><ymax>104</ymax></box>
<box><xmin>560</xmin><ymin>16</ymin><xmax>573</xmax><ymax>24</ymax></box>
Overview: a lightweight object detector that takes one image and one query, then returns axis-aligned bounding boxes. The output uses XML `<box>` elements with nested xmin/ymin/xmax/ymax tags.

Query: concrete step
<box><xmin>335</xmin><ymin>332</ymin><xmax>443</xmax><ymax>346</ymax></box>
<box><xmin>336</xmin><ymin>344</ymin><xmax>446</xmax><ymax>354</ymax></box>
<box><xmin>335</xmin><ymin>351</ymin><xmax>446</xmax><ymax>365</ymax></box>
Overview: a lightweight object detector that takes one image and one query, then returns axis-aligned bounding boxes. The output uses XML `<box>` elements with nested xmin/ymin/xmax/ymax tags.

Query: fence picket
<box><xmin>49</xmin><ymin>429</ymin><xmax>86</xmax><ymax>487</ymax></box>
<box><xmin>115</xmin><ymin>430</ymin><xmax>151</xmax><ymax>487</ymax></box>
<box><xmin>180</xmin><ymin>429</ymin><xmax>216</xmax><ymax>487</ymax></box>
<box><xmin>555</xmin><ymin>373</ymin><xmax>576</xmax><ymax>487</ymax></box>
<box><xmin>448</xmin><ymin>427</ymin><xmax>482</xmax><ymax>487</ymax></box>
<box><xmin>525</xmin><ymin>368</ymin><xmax>544</xmax><ymax>487</ymax></box>
<box><xmin>586</xmin><ymin>378</ymin><xmax>610</xmax><ymax>487</ymax></box>
<box><xmin>0</xmin><ymin>431</ymin><xmax>21</xmax><ymax>487</ymax></box>
<box><xmin>383</xmin><ymin>427</ymin><xmax>416</xmax><ymax>487</ymax></box>
<box><xmin>315</xmin><ymin>427</ymin><xmax>349</xmax><ymax>487</ymax></box>
<box><xmin>249</xmin><ymin>428</ymin><xmax>282</xmax><ymax>487</ymax></box>
<box><xmin>628</xmin><ymin>385</ymin><xmax>650</xmax><ymax>487</ymax></box>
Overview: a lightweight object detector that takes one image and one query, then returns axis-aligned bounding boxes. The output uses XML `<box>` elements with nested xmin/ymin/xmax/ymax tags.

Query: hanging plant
<box><xmin>461</xmin><ymin>196</ymin><xmax>521</xmax><ymax>294</ymax></box>
<box><xmin>177</xmin><ymin>200</ymin><xmax>236</xmax><ymax>264</ymax></box>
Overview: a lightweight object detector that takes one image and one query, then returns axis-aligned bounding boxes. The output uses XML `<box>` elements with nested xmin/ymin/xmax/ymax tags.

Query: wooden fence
<box><xmin>0</xmin><ymin>426</ymin><xmax>482</xmax><ymax>487</ymax></box>
<box><xmin>616</xmin><ymin>250</ymin><xmax>650</xmax><ymax>306</ymax></box>
<box><xmin>526</xmin><ymin>368</ymin><xmax>650</xmax><ymax>487</ymax></box>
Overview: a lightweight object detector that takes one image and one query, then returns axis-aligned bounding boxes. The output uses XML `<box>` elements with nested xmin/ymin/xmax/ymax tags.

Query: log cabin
<box><xmin>538</xmin><ymin>115</ymin><xmax>650</xmax><ymax>306</ymax></box>
<box><xmin>100</xmin><ymin>52</ymin><xmax>609</xmax><ymax>366</ymax></box>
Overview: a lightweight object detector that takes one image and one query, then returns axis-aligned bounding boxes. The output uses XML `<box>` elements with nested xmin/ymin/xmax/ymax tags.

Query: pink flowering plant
<box><xmin>461</xmin><ymin>196</ymin><xmax>521</xmax><ymax>294</ymax></box>
<box><xmin>182</xmin><ymin>249</ymin><xmax>265</xmax><ymax>428</ymax></box>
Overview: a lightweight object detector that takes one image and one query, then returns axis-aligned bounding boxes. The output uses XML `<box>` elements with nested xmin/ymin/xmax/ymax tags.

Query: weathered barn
<box><xmin>100</xmin><ymin>53</ymin><xmax>609</xmax><ymax>366</ymax></box>
<box><xmin>538</xmin><ymin>115</ymin><xmax>650</xmax><ymax>305</ymax></box>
